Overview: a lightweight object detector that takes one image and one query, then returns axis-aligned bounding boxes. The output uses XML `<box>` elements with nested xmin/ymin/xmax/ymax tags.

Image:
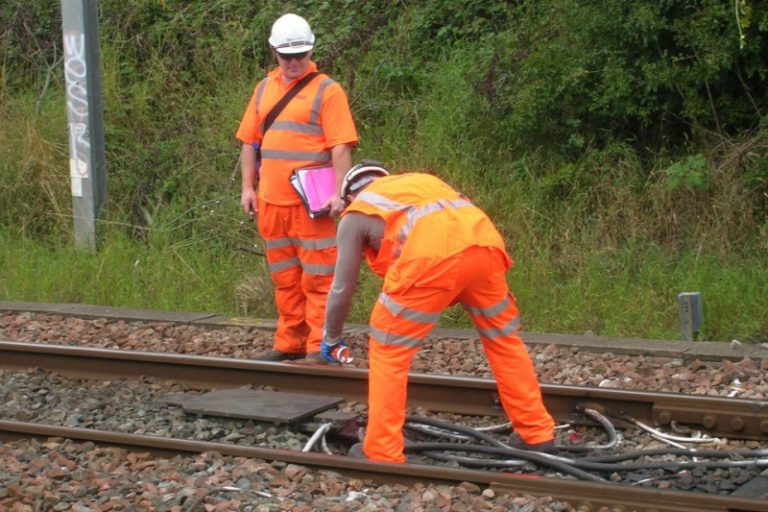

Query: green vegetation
<box><xmin>1</xmin><ymin>0</ymin><xmax>767</xmax><ymax>342</ymax></box>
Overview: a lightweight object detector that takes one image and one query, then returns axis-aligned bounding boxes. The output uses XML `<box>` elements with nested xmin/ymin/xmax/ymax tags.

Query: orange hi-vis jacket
<box><xmin>236</xmin><ymin>62</ymin><xmax>358</xmax><ymax>205</ymax></box>
<box><xmin>342</xmin><ymin>173</ymin><xmax>513</xmax><ymax>293</ymax></box>
<box><xmin>342</xmin><ymin>173</ymin><xmax>555</xmax><ymax>463</ymax></box>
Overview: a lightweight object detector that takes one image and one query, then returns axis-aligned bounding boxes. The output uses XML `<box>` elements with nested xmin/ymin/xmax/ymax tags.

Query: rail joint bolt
<box><xmin>656</xmin><ymin>411</ymin><xmax>671</xmax><ymax>425</ymax></box>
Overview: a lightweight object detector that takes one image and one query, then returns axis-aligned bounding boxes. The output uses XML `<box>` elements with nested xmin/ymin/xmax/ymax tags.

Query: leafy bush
<box><xmin>1</xmin><ymin>0</ymin><xmax>767</xmax><ymax>340</ymax></box>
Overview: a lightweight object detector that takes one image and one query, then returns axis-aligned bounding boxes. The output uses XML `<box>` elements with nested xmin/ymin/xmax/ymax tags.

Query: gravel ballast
<box><xmin>2</xmin><ymin>312</ymin><xmax>767</xmax><ymax>399</ymax></box>
<box><xmin>1</xmin><ymin>311</ymin><xmax>767</xmax><ymax>511</ymax></box>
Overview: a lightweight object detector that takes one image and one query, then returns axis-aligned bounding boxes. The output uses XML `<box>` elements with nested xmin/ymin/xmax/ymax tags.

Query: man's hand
<box><xmin>323</xmin><ymin>193</ymin><xmax>346</xmax><ymax>217</ymax></box>
<box><xmin>241</xmin><ymin>189</ymin><xmax>258</xmax><ymax>219</ymax></box>
<box><xmin>321</xmin><ymin>335</ymin><xmax>347</xmax><ymax>363</ymax></box>
<box><xmin>240</xmin><ymin>143</ymin><xmax>260</xmax><ymax>220</ymax></box>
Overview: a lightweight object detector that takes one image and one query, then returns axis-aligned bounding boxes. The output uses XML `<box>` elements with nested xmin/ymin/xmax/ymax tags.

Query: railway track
<box><xmin>2</xmin><ymin>420</ymin><xmax>765</xmax><ymax>512</ymax></box>
<box><xmin>2</xmin><ymin>341</ymin><xmax>767</xmax><ymax>441</ymax></box>
<box><xmin>2</xmin><ymin>340</ymin><xmax>768</xmax><ymax>511</ymax></box>
<box><xmin>3</xmin><ymin>303</ymin><xmax>768</xmax><ymax>509</ymax></box>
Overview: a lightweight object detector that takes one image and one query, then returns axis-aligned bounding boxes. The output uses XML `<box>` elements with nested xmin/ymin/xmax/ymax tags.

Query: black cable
<box><xmin>404</xmin><ymin>442</ymin><xmax>605</xmax><ymax>483</ymax></box>
<box><xmin>404</xmin><ymin>415</ymin><xmax>607</xmax><ymax>481</ymax></box>
<box><xmin>405</xmin><ymin>415</ymin><xmax>509</xmax><ymax>448</ymax></box>
<box><xmin>403</xmin><ymin>413</ymin><xmax>768</xmax><ymax>481</ymax></box>
<box><xmin>579</xmin><ymin>447</ymin><xmax>768</xmax><ymax>463</ymax></box>
<box><xmin>406</xmin><ymin>441</ymin><xmax>768</xmax><ymax>474</ymax></box>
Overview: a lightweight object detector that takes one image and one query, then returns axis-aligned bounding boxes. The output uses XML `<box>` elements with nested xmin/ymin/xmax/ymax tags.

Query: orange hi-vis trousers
<box><xmin>363</xmin><ymin>245</ymin><xmax>555</xmax><ymax>463</ymax></box>
<box><xmin>257</xmin><ymin>200</ymin><xmax>336</xmax><ymax>354</ymax></box>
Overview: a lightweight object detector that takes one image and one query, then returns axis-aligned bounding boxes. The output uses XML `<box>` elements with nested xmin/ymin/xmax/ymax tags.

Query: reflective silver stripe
<box><xmin>356</xmin><ymin>191</ymin><xmax>409</xmax><ymax>211</ymax></box>
<box><xmin>354</xmin><ymin>193</ymin><xmax>474</xmax><ymax>244</ymax></box>
<box><xmin>378</xmin><ymin>292</ymin><xmax>441</xmax><ymax>324</ymax></box>
<box><xmin>273</xmin><ymin>41</ymin><xmax>313</xmax><ymax>49</ymax></box>
<box><xmin>268</xmin><ymin>258</ymin><xmax>334</xmax><ymax>275</ymax></box>
<box><xmin>261</xmin><ymin>149</ymin><xmax>332</xmax><ymax>161</ymax></box>
<box><xmin>265</xmin><ymin>238</ymin><xmax>293</xmax><ymax>249</ymax></box>
<box><xmin>302</xmin><ymin>262</ymin><xmax>335</xmax><ymax>275</ymax></box>
<box><xmin>464</xmin><ymin>296</ymin><xmax>511</xmax><ymax>318</ymax></box>
<box><xmin>476</xmin><ymin>316</ymin><xmax>521</xmax><ymax>341</ymax></box>
<box><xmin>254</xmin><ymin>78</ymin><xmax>268</xmax><ymax>111</ymax></box>
<box><xmin>369</xmin><ymin>326</ymin><xmax>423</xmax><ymax>348</ymax></box>
<box><xmin>270</xmin><ymin>120</ymin><xmax>324</xmax><ymax>135</ymax></box>
<box><xmin>268</xmin><ymin>257</ymin><xmax>301</xmax><ymax>273</ymax></box>
<box><xmin>298</xmin><ymin>237</ymin><xmax>336</xmax><ymax>250</ymax></box>
<box><xmin>398</xmin><ymin>198</ymin><xmax>473</xmax><ymax>243</ymax></box>
<box><xmin>266</xmin><ymin>236</ymin><xmax>336</xmax><ymax>251</ymax></box>
<box><xmin>309</xmin><ymin>78</ymin><xmax>334</xmax><ymax>125</ymax></box>
<box><xmin>259</xmin><ymin>76</ymin><xmax>326</xmax><ymax>133</ymax></box>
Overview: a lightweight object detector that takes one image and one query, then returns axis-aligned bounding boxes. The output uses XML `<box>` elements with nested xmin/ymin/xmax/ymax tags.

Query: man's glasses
<box><xmin>277</xmin><ymin>51</ymin><xmax>310</xmax><ymax>61</ymax></box>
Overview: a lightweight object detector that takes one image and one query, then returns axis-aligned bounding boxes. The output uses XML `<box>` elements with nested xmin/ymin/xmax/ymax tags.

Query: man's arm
<box><xmin>240</xmin><ymin>143</ymin><xmax>259</xmax><ymax>215</ymax></box>
<box><xmin>324</xmin><ymin>212</ymin><xmax>368</xmax><ymax>340</ymax></box>
<box><xmin>236</xmin><ymin>82</ymin><xmax>263</xmax><ymax>217</ymax></box>
<box><xmin>326</xmin><ymin>142</ymin><xmax>353</xmax><ymax>216</ymax></box>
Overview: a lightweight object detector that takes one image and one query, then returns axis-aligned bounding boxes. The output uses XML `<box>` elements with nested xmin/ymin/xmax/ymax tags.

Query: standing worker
<box><xmin>236</xmin><ymin>14</ymin><xmax>358</xmax><ymax>363</ymax></box>
<box><xmin>321</xmin><ymin>163</ymin><xmax>555</xmax><ymax>463</ymax></box>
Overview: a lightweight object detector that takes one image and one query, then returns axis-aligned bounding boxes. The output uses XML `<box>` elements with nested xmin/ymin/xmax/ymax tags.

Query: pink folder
<box><xmin>291</xmin><ymin>164</ymin><xmax>336</xmax><ymax>217</ymax></box>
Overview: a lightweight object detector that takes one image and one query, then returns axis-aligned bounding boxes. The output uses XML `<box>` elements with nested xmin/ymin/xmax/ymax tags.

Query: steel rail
<box><xmin>1</xmin><ymin>341</ymin><xmax>767</xmax><ymax>440</ymax></box>
<box><xmin>1</xmin><ymin>420</ymin><xmax>766</xmax><ymax>512</ymax></box>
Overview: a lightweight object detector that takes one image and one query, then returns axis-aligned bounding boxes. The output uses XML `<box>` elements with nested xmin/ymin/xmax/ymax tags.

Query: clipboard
<box><xmin>290</xmin><ymin>164</ymin><xmax>336</xmax><ymax>218</ymax></box>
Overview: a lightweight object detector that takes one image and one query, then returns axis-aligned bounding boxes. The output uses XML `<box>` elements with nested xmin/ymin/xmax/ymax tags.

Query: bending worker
<box><xmin>321</xmin><ymin>163</ymin><xmax>555</xmax><ymax>463</ymax></box>
<box><xmin>236</xmin><ymin>14</ymin><xmax>358</xmax><ymax>363</ymax></box>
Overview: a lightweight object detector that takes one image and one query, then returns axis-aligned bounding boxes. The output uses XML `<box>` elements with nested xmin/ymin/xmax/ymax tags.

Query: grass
<box><xmin>509</xmin><ymin>244</ymin><xmax>768</xmax><ymax>342</ymax></box>
<box><xmin>2</xmin><ymin>220</ymin><xmax>766</xmax><ymax>342</ymax></box>
<box><xmin>0</xmin><ymin>225</ymin><xmax>246</xmax><ymax>315</ymax></box>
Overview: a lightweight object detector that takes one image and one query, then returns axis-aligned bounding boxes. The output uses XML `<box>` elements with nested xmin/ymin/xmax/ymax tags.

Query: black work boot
<box><xmin>508</xmin><ymin>433</ymin><xmax>556</xmax><ymax>453</ymax></box>
<box><xmin>254</xmin><ymin>348</ymin><xmax>305</xmax><ymax>361</ymax></box>
<box><xmin>295</xmin><ymin>352</ymin><xmax>330</xmax><ymax>365</ymax></box>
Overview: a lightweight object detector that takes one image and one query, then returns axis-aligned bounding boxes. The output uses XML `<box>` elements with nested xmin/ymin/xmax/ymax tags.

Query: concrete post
<box><xmin>61</xmin><ymin>0</ymin><xmax>107</xmax><ymax>250</ymax></box>
<box><xmin>677</xmin><ymin>292</ymin><xmax>703</xmax><ymax>341</ymax></box>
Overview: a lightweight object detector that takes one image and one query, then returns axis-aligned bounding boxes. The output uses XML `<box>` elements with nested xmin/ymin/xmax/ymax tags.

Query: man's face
<box><xmin>275</xmin><ymin>50</ymin><xmax>312</xmax><ymax>81</ymax></box>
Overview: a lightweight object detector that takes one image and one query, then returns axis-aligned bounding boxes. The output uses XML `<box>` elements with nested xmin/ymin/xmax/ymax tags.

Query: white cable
<box><xmin>320</xmin><ymin>430</ymin><xmax>334</xmax><ymax>455</ymax></box>
<box><xmin>632</xmin><ymin>470</ymin><xmax>690</xmax><ymax>486</ymax></box>
<box><xmin>405</xmin><ymin>423</ymin><xmax>471</xmax><ymax>441</ymax></box>
<box><xmin>650</xmin><ymin>432</ymin><xmax>692</xmax><ymax>452</ymax></box>
<box><xmin>302</xmin><ymin>422</ymin><xmax>333</xmax><ymax>452</ymax></box>
<box><xmin>475</xmin><ymin>421</ymin><xmax>512</xmax><ymax>433</ymax></box>
<box><xmin>623</xmin><ymin>416</ymin><xmax>716</xmax><ymax>444</ymax></box>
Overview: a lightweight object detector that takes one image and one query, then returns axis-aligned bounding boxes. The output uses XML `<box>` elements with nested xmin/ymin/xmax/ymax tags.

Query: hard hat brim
<box><xmin>271</xmin><ymin>43</ymin><xmax>314</xmax><ymax>54</ymax></box>
<box><xmin>341</xmin><ymin>163</ymin><xmax>389</xmax><ymax>198</ymax></box>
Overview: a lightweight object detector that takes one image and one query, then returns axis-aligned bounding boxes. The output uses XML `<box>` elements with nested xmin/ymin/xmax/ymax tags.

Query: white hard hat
<box><xmin>341</xmin><ymin>161</ymin><xmax>389</xmax><ymax>198</ymax></box>
<box><xmin>269</xmin><ymin>13</ymin><xmax>315</xmax><ymax>54</ymax></box>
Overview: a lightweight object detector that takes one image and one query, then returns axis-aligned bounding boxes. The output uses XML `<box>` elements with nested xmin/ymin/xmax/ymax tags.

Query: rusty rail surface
<box><xmin>1</xmin><ymin>341</ymin><xmax>767</xmax><ymax>441</ymax></box>
<box><xmin>1</xmin><ymin>420</ymin><xmax>767</xmax><ymax>512</ymax></box>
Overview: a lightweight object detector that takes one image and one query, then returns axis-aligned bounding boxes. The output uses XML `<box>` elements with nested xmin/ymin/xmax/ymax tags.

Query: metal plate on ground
<box><xmin>166</xmin><ymin>387</ymin><xmax>344</xmax><ymax>424</ymax></box>
<box><xmin>733</xmin><ymin>476</ymin><xmax>768</xmax><ymax>499</ymax></box>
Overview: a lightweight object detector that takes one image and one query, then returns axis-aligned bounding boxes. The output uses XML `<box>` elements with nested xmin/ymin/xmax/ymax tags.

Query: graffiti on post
<box><xmin>64</xmin><ymin>32</ymin><xmax>89</xmax><ymax>196</ymax></box>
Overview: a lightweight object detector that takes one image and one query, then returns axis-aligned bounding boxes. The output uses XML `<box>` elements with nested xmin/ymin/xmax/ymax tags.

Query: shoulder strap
<box><xmin>262</xmin><ymin>72</ymin><xmax>320</xmax><ymax>134</ymax></box>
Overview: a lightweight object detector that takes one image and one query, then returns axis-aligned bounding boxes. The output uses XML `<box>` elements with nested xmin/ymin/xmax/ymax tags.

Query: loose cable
<box><xmin>581</xmin><ymin>407</ymin><xmax>621</xmax><ymax>450</ymax></box>
<box><xmin>617</xmin><ymin>414</ymin><xmax>716</xmax><ymax>444</ymax></box>
<box><xmin>404</xmin><ymin>441</ymin><xmax>605</xmax><ymax>483</ymax></box>
<box><xmin>405</xmin><ymin>415</ymin><xmax>509</xmax><ymax>448</ymax></box>
<box><xmin>302</xmin><ymin>422</ymin><xmax>333</xmax><ymax>453</ymax></box>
